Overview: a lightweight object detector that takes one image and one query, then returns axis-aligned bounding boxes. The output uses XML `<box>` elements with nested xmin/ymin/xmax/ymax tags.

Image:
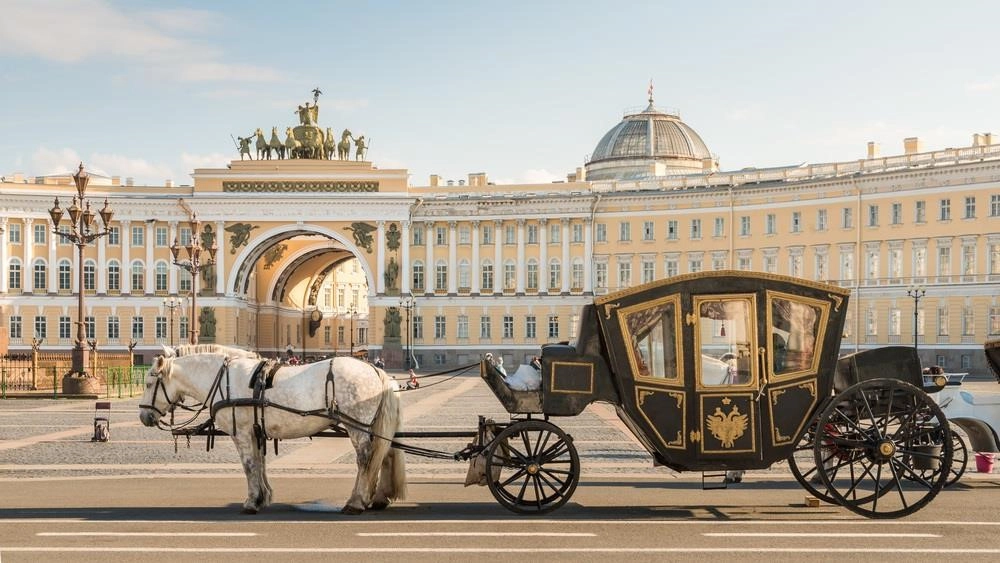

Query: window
<box><xmin>665</xmin><ymin>257</ymin><xmax>678</xmax><ymax>277</ymax></box>
<box><xmin>596</xmin><ymin>223</ymin><xmax>607</xmax><ymax>242</ymax></box>
<box><xmin>108</xmin><ymin>261</ymin><xmax>120</xmax><ymax>292</ymax></box>
<box><xmin>33</xmin><ymin>259</ymin><xmax>46</xmax><ymax>291</ymax></box>
<box><xmin>915</xmin><ymin>200</ymin><xmax>926</xmax><ymax>223</ymax></box>
<box><xmin>412</xmin><ymin>316</ymin><xmax>424</xmax><ymax>339</ymax></box>
<box><xmin>155</xmin><ymin>227</ymin><xmax>168</xmax><ymax>246</ymax></box>
<box><xmin>480</xmin><ymin>315</ymin><xmax>491</xmax><ymax>339</ymax></box>
<box><xmin>962</xmin><ymin>244</ymin><xmax>976</xmax><ymax>276</ymax></box>
<box><xmin>412</xmin><ymin>261</ymin><xmax>424</xmax><ymax>291</ymax></box>
<box><xmin>324</xmin><ymin>326</ymin><xmax>331</xmax><ymax>344</ymax></box>
<box><xmin>938</xmin><ymin>246</ymin><xmax>951</xmax><ymax>277</ymax></box>
<box><xmin>549</xmin><ymin>259</ymin><xmax>561</xmax><ymax>290</ymax></box>
<box><xmin>842</xmin><ymin>207</ymin><xmax>853</xmax><ymax>229</ymax></box>
<box><xmin>412</xmin><ymin>225</ymin><xmax>424</xmax><ymax>245</ymax></box>
<box><xmin>937</xmin><ymin>308</ymin><xmax>949</xmax><ymax>336</ymax></box>
<box><xmin>9</xmin><ymin>316</ymin><xmax>22</xmax><ymax>339</ymax></box>
<box><xmin>503</xmin><ymin>260</ymin><xmax>516</xmax><ymax>290</ymax></box>
<box><xmin>503</xmin><ymin>315</ymin><xmax>514</xmax><ymax>339</ymax></box>
<box><xmin>156</xmin><ymin>316</ymin><xmax>167</xmax><ymax>339</ymax></box>
<box><xmin>891</xmin><ymin>203</ymin><xmax>902</xmax><ymax>225</ymax></box>
<box><xmin>337</xmin><ymin>325</ymin><xmax>345</xmax><ymax>344</ymax></box>
<box><xmin>766</xmin><ymin>214</ymin><xmax>776</xmax><ymax>235</ymax></box>
<box><xmin>434</xmin><ymin>315</ymin><xmax>446</xmax><ymax>339</ymax></box>
<box><xmin>84</xmin><ymin>261</ymin><xmax>95</xmax><ymax>291</ymax></box>
<box><xmin>940</xmin><ymin>199</ymin><xmax>951</xmax><ymax>221</ymax></box>
<box><xmin>480</xmin><ymin>224</ymin><xmax>492</xmax><ymax>244</ymax></box>
<box><xmin>179</xmin><ymin>227</ymin><xmax>191</xmax><ymax>246</ymax></box>
<box><xmin>571</xmin><ymin>223</ymin><xmax>583</xmax><ymax>243</ymax></box>
<box><xmin>131</xmin><ymin>226</ymin><xmax>144</xmax><ymax>246</ymax></box>
<box><xmin>131</xmin><ymin>260</ymin><xmax>144</xmax><ymax>293</ymax></box>
<box><xmin>690</xmin><ymin>219</ymin><xmax>702</xmax><ymax>240</ymax></box>
<box><xmin>548</xmin><ymin>315</ymin><xmax>559</xmax><ymax>339</ymax></box>
<box><xmin>435</xmin><ymin>226</ymin><xmax>447</xmax><ymax>246</ymax></box>
<box><xmin>913</xmin><ymin>247</ymin><xmax>927</xmax><ymax>277</ymax></box>
<box><xmin>740</xmin><ymin>216</ymin><xmax>751</xmax><ymax>236</ymax></box>
<box><xmin>34</xmin><ymin>315</ymin><xmax>47</xmax><ymax>340</ymax></box>
<box><xmin>8</xmin><ymin>224</ymin><xmax>21</xmax><ymax>244</ymax></box>
<box><xmin>458</xmin><ymin>259</ymin><xmax>470</xmax><ymax>290</ymax></box>
<box><xmin>457</xmin><ymin>315</ymin><xmax>469</xmax><ymax>339</ymax></box>
<box><xmin>991</xmin><ymin>194</ymin><xmax>1000</xmax><ymax>217</ymax></box>
<box><xmin>791</xmin><ymin>212</ymin><xmax>801</xmax><ymax>233</ymax></box>
<box><xmin>179</xmin><ymin>269</ymin><xmax>191</xmax><ymax>293</ymax></box>
<box><xmin>714</xmin><ymin>217</ymin><xmax>724</xmax><ymax>238</ymax></box>
<box><xmin>738</xmin><ymin>255</ymin><xmax>751</xmax><ymax>271</ymax></box>
<box><xmin>550</xmin><ymin>223</ymin><xmax>561</xmax><ymax>244</ymax></box>
<box><xmin>866</xmin><ymin>308</ymin><xmax>878</xmax><ymax>336</ymax></box>
<box><xmin>632</xmin><ymin>220</ymin><xmax>650</xmax><ymax>241</ymax></box>
<box><xmin>763</xmin><ymin>255</ymin><xmax>776</xmax><ymax>274</ymax></box>
<box><xmin>33</xmin><ymin>224</ymin><xmax>46</xmax><ymax>245</ymax></box>
<box><xmin>59</xmin><ymin>316</ymin><xmax>71</xmax><ymax>339</ymax></box>
<box><xmin>618</xmin><ymin>261</ymin><xmax>631</xmax><ymax>288</ymax></box>
<box><xmin>458</xmin><ymin>226</ymin><xmax>470</xmax><ymax>244</ymax></box>
<box><xmin>868</xmin><ymin>204</ymin><xmax>879</xmax><ymax>227</ymax></box>
<box><xmin>963</xmin><ymin>307</ymin><xmax>975</xmax><ymax>336</ymax></box>
<box><xmin>817</xmin><ymin>209</ymin><xmax>827</xmax><ymax>231</ymax></box>
<box><xmin>889</xmin><ymin>308</ymin><xmax>901</xmax><ymax>336</ymax></box>
<box><xmin>57</xmin><ymin>226</ymin><xmax>71</xmax><ymax>245</ymax></box>
<box><xmin>526</xmin><ymin>259</ymin><xmax>538</xmax><ymax>290</ymax></box>
<box><xmin>965</xmin><ymin>196</ymin><xmax>976</xmax><ymax>219</ymax></box>
<box><xmin>504</xmin><ymin>224</ymin><xmax>515</xmax><ymax>244</ymax></box>
<box><xmin>571</xmin><ymin>260</ymin><xmax>584</xmax><ymax>289</ymax></box>
<box><xmin>619</xmin><ymin>222</ymin><xmax>631</xmax><ymax>242</ymax></box>
<box><xmin>525</xmin><ymin>315</ymin><xmax>537</xmax><ymax>339</ymax></box>
<box><xmin>58</xmin><ymin>260</ymin><xmax>71</xmax><ymax>291</ymax></box>
<box><xmin>889</xmin><ymin>248</ymin><xmax>902</xmax><ymax>280</ymax></box>
<box><xmin>435</xmin><ymin>261</ymin><xmax>447</xmax><ymax>291</ymax></box>
<box><xmin>841</xmin><ymin>249</ymin><xmax>854</xmax><ymax>280</ymax></box>
<box><xmin>815</xmin><ymin>253</ymin><xmax>828</xmax><ymax>280</ymax></box>
<box><xmin>481</xmin><ymin>260</ymin><xmax>493</xmax><ymax>291</ymax></box>
<box><xmin>106</xmin><ymin>226</ymin><xmax>120</xmax><ymax>246</ymax></box>
<box><xmin>155</xmin><ymin>262</ymin><xmax>168</xmax><ymax>292</ymax></box>
<box><xmin>595</xmin><ymin>262</ymin><xmax>608</xmax><ymax>290</ymax></box>
<box><xmin>527</xmin><ymin>224</ymin><xmax>538</xmax><ymax>244</ymax></box>
<box><xmin>865</xmin><ymin>249</ymin><xmax>879</xmax><ymax>281</ymax></box>
<box><xmin>990</xmin><ymin>306</ymin><xmax>1000</xmax><ymax>335</ymax></box>
<box><xmin>689</xmin><ymin>256</ymin><xmax>703</xmax><ymax>273</ymax></box>
<box><xmin>667</xmin><ymin>220</ymin><xmax>679</xmax><ymax>240</ymax></box>
<box><xmin>642</xmin><ymin>259</ymin><xmax>655</xmax><ymax>284</ymax></box>
<box><xmin>180</xmin><ymin>317</ymin><xmax>189</xmax><ymax>341</ymax></box>
<box><xmin>8</xmin><ymin>259</ymin><xmax>21</xmax><ymax>290</ymax></box>
<box><xmin>132</xmin><ymin>316</ymin><xmax>144</xmax><ymax>340</ymax></box>
<box><xmin>108</xmin><ymin>316</ymin><xmax>120</xmax><ymax>340</ymax></box>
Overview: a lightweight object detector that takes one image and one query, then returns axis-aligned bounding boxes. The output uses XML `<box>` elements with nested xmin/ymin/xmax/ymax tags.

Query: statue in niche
<box><xmin>384</xmin><ymin>256</ymin><xmax>399</xmax><ymax>290</ymax></box>
<box><xmin>384</xmin><ymin>307</ymin><xmax>401</xmax><ymax>338</ymax></box>
<box><xmin>199</xmin><ymin>307</ymin><xmax>217</xmax><ymax>339</ymax></box>
<box><xmin>386</xmin><ymin>223</ymin><xmax>401</xmax><ymax>251</ymax></box>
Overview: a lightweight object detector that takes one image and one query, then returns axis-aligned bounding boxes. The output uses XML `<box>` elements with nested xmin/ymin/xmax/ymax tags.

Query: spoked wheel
<box><xmin>788</xmin><ymin>416</ymin><xmax>838</xmax><ymax>505</ymax></box>
<box><xmin>814</xmin><ymin>378</ymin><xmax>952</xmax><ymax>519</ymax></box>
<box><xmin>484</xmin><ymin>419</ymin><xmax>580</xmax><ymax>514</ymax></box>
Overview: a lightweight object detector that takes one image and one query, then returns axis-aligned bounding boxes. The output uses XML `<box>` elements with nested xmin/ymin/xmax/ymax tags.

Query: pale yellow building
<box><xmin>1</xmin><ymin>98</ymin><xmax>998</xmax><ymax>374</ymax></box>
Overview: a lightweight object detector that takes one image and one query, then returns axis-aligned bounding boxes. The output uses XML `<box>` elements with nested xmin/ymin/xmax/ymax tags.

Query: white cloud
<box><xmin>966</xmin><ymin>77</ymin><xmax>999</xmax><ymax>93</ymax></box>
<box><xmin>520</xmin><ymin>169</ymin><xmax>562</xmax><ymax>184</ymax></box>
<box><xmin>180</xmin><ymin>152</ymin><xmax>230</xmax><ymax>172</ymax></box>
<box><xmin>30</xmin><ymin>147</ymin><xmax>84</xmax><ymax>177</ymax></box>
<box><xmin>726</xmin><ymin>105</ymin><xmax>765</xmax><ymax>122</ymax></box>
<box><xmin>0</xmin><ymin>0</ymin><xmax>283</xmax><ymax>83</ymax></box>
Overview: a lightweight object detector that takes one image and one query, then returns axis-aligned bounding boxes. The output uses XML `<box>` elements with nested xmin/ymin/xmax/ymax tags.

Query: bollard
<box><xmin>52</xmin><ymin>366</ymin><xmax>58</xmax><ymax>399</ymax></box>
<box><xmin>1</xmin><ymin>368</ymin><xmax>6</xmax><ymax>399</ymax></box>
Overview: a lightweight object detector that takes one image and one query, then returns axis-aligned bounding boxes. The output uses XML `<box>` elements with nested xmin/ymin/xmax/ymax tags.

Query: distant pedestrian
<box><xmin>406</xmin><ymin>369</ymin><xmax>420</xmax><ymax>390</ymax></box>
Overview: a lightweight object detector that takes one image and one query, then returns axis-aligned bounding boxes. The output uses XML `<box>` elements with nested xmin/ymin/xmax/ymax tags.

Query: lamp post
<box><xmin>348</xmin><ymin>304</ymin><xmax>357</xmax><ymax>357</ymax></box>
<box><xmin>170</xmin><ymin>214</ymin><xmax>217</xmax><ymax>345</ymax></box>
<box><xmin>907</xmin><ymin>285</ymin><xmax>926</xmax><ymax>353</ymax></box>
<box><xmin>163</xmin><ymin>297</ymin><xmax>181</xmax><ymax>347</ymax></box>
<box><xmin>400</xmin><ymin>293</ymin><xmax>414</xmax><ymax>369</ymax></box>
<box><xmin>48</xmin><ymin>163</ymin><xmax>115</xmax><ymax>393</ymax></box>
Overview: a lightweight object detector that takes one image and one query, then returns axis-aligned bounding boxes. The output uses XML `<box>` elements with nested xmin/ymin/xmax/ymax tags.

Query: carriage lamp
<box><xmin>48</xmin><ymin>163</ymin><xmax>115</xmax><ymax>391</ymax></box>
<box><xmin>171</xmin><ymin>213</ymin><xmax>217</xmax><ymax>345</ymax></box>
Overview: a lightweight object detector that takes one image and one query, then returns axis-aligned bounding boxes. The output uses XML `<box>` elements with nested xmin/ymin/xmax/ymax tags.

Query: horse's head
<box><xmin>138</xmin><ymin>351</ymin><xmax>180</xmax><ymax>427</ymax></box>
<box><xmin>255</xmin><ymin>127</ymin><xmax>263</xmax><ymax>136</ymax></box>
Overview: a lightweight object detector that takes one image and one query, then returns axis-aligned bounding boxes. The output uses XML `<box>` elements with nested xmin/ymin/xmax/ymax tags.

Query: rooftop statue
<box><xmin>269</xmin><ymin>127</ymin><xmax>285</xmax><ymax>160</ymax></box>
<box><xmin>338</xmin><ymin>129</ymin><xmax>352</xmax><ymax>160</ymax></box>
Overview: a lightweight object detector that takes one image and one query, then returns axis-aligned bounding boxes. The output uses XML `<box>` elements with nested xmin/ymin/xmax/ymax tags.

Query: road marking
<box><xmin>1</xmin><ymin>547</ymin><xmax>1000</xmax><ymax>554</ymax></box>
<box><xmin>37</xmin><ymin>532</ymin><xmax>257</xmax><ymax>537</ymax></box>
<box><xmin>3</xmin><ymin>518</ymin><xmax>1000</xmax><ymax>526</ymax></box>
<box><xmin>358</xmin><ymin>532</ymin><xmax>596</xmax><ymax>537</ymax></box>
<box><xmin>703</xmin><ymin>532</ymin><xmax>941</xmax><ymax>538</ymax></box>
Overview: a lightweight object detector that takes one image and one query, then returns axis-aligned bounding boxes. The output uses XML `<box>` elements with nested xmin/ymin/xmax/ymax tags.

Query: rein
<box><xmin>394</xmin><ymin>362</ymin><xmax>479</xmax><ymax>392</ymax></box>
<box><xmin>140</xmin><ymin>357</ymin><xmax>233</xmax><ymax>434</ymax></box>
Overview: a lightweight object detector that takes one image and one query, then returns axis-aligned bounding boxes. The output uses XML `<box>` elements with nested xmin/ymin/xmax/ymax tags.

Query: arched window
<box><xmin>526</xmin><ymin>258</ymin><xmax>539</xmax><ymax>290</ymax></box>
<box><xmin>155</xmin><ymin>261</ymin><xmax>168</xmax><ymax>292</ymax></box>
<box><xmin>107</xmin><ymin>260</ymin><xmax>121</xmax><ymax>292</ymax></box>
<box><xmin>435</xmin><ymin>260</ymin><xmax>448</xmax><ymax>291</ymax></box>
<box><xmin>412</xmin><ymin>260</ymin><xmax>424</xmax><ymax>291</ymax></box>
<box><xmin>33</xmin><ymin>258</ymin><xmax>47</xmax><ymax>291</ymax></box>
<box><xmin>549</xmin><ymin>258</ymin><xmax>561</xmax><ymax>290</ymax></box>
<box><xmin>481</xmin><ymin>259</ymin><xmax>493</xmax><ymax>291</ymax></box>
<box><xmin>83</xmin><ymin>259</ymin><xmax>96</xmax><ymax>292</ymax></box>
<box><xmin>8</xmin><ymin>258</ymin><xmax>22</xmax><ymax>290</ymax></box>
<box><xmin>58</xmin><ymin>259</ymin><xmax>72</xmax><ymax>291</ymax></box>
<box><xmin>131</xmin><ymin>260</ymin><xmax>145</xmax><ymax>293</ymax></box>
<box><xmin>458</xmin><ymin>259</ymin><xmax>470</xmax><ymax>290</ymax></box>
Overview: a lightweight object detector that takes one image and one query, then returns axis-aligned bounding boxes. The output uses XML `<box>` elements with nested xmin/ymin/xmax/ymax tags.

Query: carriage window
<box><xmin>697</xmin><ymin>297</ymin><xmax>754</xmax><ymax>387</ymax></box>
<box><xmin>770</xmin><ymin>296</ymin><xmax>823</xmax><ymax>376</ymax></box>
<box><xmin>622</xmin><ymin>297</ymin><xmax>680</xmax><ymax>381</ymax></box>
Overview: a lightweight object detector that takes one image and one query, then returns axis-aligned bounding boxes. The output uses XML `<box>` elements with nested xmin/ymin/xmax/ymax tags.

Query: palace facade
<box><xmin>1</xmin><ymin>99</ymin><xmax>999</xmax><ymax>374</ymax></box>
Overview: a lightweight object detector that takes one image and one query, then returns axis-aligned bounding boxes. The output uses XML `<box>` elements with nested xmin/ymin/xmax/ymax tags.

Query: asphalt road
<box><xmin>1</xmin><ymin>371</ymin><xmax>999</xmax><ymax>562</ymax></box>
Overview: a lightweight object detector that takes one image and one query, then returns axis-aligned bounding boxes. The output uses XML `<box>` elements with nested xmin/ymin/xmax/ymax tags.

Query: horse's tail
<box><xmin>367</xmin><ymin>368</ymin><xmax>406</xmax><ymax>500</ymax></box>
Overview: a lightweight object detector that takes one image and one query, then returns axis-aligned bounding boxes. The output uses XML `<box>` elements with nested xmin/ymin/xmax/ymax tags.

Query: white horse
<box><xmin>137</xmin><ymin>344</ymin><xmax>406</xmax><ymax>514</ymax></box>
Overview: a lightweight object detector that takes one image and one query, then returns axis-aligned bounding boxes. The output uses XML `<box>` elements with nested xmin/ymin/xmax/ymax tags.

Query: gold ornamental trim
<box><xmin>222</xmin><ymin>181</ymin><xmax>380</xmax><ymax>193</ymax></box>
<box><xmin>705</xmin><ymin>402</ymin><xmax>749</xmax><ymax>448</ymax></box>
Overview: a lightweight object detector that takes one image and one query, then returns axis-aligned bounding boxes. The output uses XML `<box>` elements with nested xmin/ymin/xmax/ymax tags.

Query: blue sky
<box><xmin>2</xmin><ymin>0</ymin><xmax>999</xmax><ymax>186</ymax></box>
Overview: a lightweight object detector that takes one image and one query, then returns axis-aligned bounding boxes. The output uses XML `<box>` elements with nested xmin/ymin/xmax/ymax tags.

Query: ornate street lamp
<box><xmin>348</xmin><ymin>303</ymin><xmax>357</xmax><ymax>357</ymax></box>
<box><xmin>907</xmin><ymin>285</ymin><xmax>926</xmax><ymax>353</ymax></box>
<box><xmin>170</xmin><ymin>214</ymin><xmax>217</xmax><ymax>345</ymax></box>
<box><xmin>48</xmin><ymin>163</ymin><xmax>114</xmax><ymax>393</ymax></box>
<box><xmin>163</xmin><ymin>297</ymin><xmax>182</xmax><ymax>347</ymax></box>
<box><xmin>400</xmin><ymin>293</ymin><xmax>414</xmax><ymax>369</ymax></box>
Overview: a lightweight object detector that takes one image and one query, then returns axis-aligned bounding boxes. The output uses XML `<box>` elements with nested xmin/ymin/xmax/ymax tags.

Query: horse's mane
<box><xmin>173</xmin><ymin>344</ymin><xmax>259</xmax><ymax>359</ymax></box>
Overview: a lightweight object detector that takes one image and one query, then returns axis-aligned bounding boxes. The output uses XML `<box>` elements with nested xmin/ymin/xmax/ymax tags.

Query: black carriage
<box><xmin>476</xmin><ymin>270</ymin><xmax>953</xmax><ymax>518</ymax></box>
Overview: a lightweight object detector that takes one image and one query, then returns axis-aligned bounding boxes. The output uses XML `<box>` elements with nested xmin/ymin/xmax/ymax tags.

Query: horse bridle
<box><xmin>138</xmin><ymin>357</ymin><xmax>182</xmax><ymax>418</ymax></box>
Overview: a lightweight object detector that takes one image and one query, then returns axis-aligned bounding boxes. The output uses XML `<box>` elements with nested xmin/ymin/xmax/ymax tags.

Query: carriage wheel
<box><xmin>787</xmin><ymin>416</ymin><xmax>838</xmax><ymax>505</ymax></box>
<box><xmin>484</xmin><ymin>419</ymin><xmax>580</xmax><ymax>514</ymax></box>
<box><xmin>814</xmin><ymin>378</ymin><xmax>952</xmax><ymax>519</ymax></box>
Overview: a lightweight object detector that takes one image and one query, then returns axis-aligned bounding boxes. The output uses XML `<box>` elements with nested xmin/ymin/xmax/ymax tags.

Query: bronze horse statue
<box><xmin>269</xmin><ymin>127</ymin><xmax>285</xmax><ymax>160</ymax></box>
<box><xmin>338</xmin><ymin>129</ymin><xmax>352</xmax><ymax>160</ymax></box>
<box><xmin>254</xmin><ymin>128</ymin><xmax>271</xmax><ymax>160</ymax></box>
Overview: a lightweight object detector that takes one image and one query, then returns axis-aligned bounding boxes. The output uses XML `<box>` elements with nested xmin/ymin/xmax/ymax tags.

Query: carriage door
<box><xmin>689</xmin><ymin>293</ymin><xmax>763</xmax><ymax>464</ymax></box>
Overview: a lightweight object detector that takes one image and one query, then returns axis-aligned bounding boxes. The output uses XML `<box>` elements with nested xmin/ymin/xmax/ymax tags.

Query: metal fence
<box><xmin>0</xmin><ymin>354</ymin><xmax>149</xmax><ymax>399</ymax></box>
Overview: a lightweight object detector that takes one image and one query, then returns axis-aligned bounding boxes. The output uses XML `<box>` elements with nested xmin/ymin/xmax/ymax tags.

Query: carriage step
<box><xmin>701</xmin><ymin>471</ymin><xmax>730</xmax><ymax>490</ymax></box>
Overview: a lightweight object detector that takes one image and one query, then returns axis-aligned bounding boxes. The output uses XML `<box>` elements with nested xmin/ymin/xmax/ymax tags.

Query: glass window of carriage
<box><xmin>695</xmin><ymin>295</ymin><xmax>756</xmax><ymax>387</ymax></box>
<box><xmin>620</xmin><ymin>296</ymin><xmax>682</xmax><ymax>382</ymax></box>
<box><xmin>768</xmin><ymin>293</ymin><xmax>828</xmax><ymax>379</ymax></box>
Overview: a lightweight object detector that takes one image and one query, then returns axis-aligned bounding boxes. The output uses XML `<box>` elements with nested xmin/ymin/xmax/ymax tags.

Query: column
<box><xmin>120</xmin><ymin>220</ymin><xmax>131</xmax><ymax>294</ymax></box>
<box><xmin>145</xmin><ymin>221</ymin><xmax>155</xmax><ymax>294</ymax></box>
<box><xmin>424</xmin><ymin>221</ymin><xmax>434</xmax><ymax>295</ymax></box>
<box><xmin>215</xmin><ymin>220</ymin><xmax>225</xmax><ymax>295</ymax></box>
<box><xmin>48</xmin><ymin>219</ymin><xmax>58</xmax><ymax>293</ymax></box>
<box><xmin>471</xmin><ymin>220</ymin><xmax>480</xmax><ymax>295</ymax></box>
<box><xmin>538</xmin><ymin>218</ymin><xmax>548</xmax><ymax>294</ymax></box>
<box><xmin>97</xmin><ymin>231</ymin><xmax>107</xmax><ymax>294</ymax></box>
<box><xmin>493</xmin><ymin>220</ymin><xmax>502</xmax><ymax>295</ymax></box>
<box><xmin>401</xmin><ymin>220</ymin><xmax>411</xmax><ymax>294</ymax></box>
<box><xmin>561</xmin><ymin>218</ymin><xmax>571</xmax><ymax>293</ymax></box>
<box><xmin>516</xmin><ymin>219</ymin><xmax>526</xmax><ymax>294</ymax></box>
<box><xmin>0</xmin><ymin>218</ymin><xmax>7</xmax><ymax>293</ymax></box>
<box><xmin>23</xmin><ymin>219</ymin><xmax>34</xmax><ymax>293</ymax></box>
<box><xmin>167</xmin><ymin>222</ymin><xmax>178</xmax><ymax>294</ymax></box>
<box><xmin>376</xmin><ymin>220</ymin><xmax>386</xmax><ymax>295</ymax></box>
<box><xmin>584</xmin><ymin>218</ymin><xmax>594</xmax><ymax>293</ymax></box>
<box><xmin>448</xmin><ymin>221</ymin><xmax>457</xmax><ymax>294</ymax></box>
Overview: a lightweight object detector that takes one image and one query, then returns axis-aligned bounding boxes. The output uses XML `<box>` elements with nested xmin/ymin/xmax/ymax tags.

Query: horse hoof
<box><xmin>369</xmin><ymin>500</ymin><xmax>390</xmax><ymax>511</ymax></box>
<box><xmin>341</xmin><ymin>505</ymin><xmax>364</xmax><ymax>515</ymax></box>
<box><xmin>241</xmin><ymin>507</ymin><xmax>259</xmax><ymax>515</ymax></box>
